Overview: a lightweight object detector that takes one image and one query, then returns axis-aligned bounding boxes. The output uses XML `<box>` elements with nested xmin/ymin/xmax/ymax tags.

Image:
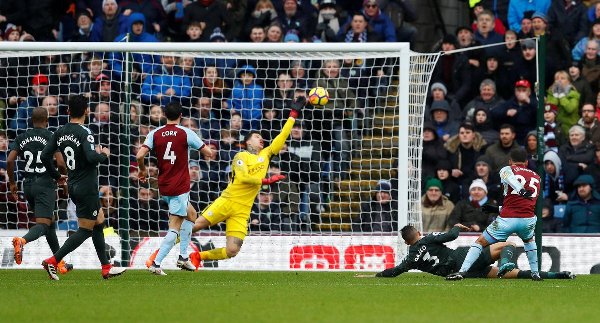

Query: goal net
<box><xmin>0</xmin><ymin>42</ymin><xmax>438</xmax><ymax>271</ymax></box>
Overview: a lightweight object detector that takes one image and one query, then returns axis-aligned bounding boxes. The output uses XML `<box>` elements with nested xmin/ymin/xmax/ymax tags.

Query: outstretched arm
<box><xmin>268</xmin><ymin>97</ymin><xmax>306</xmax><ymax>155</ymax></box>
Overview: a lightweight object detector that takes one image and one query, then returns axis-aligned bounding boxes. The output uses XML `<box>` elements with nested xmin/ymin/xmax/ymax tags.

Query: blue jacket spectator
<box><xmin>508</xmin><ymin>0</ymin><xmax>550</xmax><ymax>32</ymax></box>
<box><xmin>111</xmin><ymin>12</ymin><xmax>159</xmax><ymax>77</ymax></box>
<box><xmin>119</xmin><ymin>0</ymin><xmax>167</xmax><ymax>39</ymax></box>
<box><xmin>360</xmin><ymin>0</ymin><xmax>396</xmax><ymax>42</ymax></box>
<box><xmin>563</xmin><ymin>174</ymin><xmax>600</xmax><ymax>233</ymax></box>
<box><xmin>89</xmin><ymin>0</ymin><xmax>128</xmax><ymax>42</ymax></box>
<box><xmin>140</xmin><ymin>55</ymin><xmax>192</xmax><ymax>107</ymax></box>
<box><xmin>230</xmin><ymin>65</ymin><xmax>264</xmax><ymax>131</ymax></box>
<box><xmin>571</xmin><ymin>19</ymin><xmax>600</xmax><ymax>62</ymax></box>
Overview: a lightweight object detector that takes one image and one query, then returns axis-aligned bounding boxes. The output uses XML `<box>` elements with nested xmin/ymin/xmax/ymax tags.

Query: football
<box><xmin>308</xmin><ymin>87</ymin><xmax>329</xmax><ymax>107</ymax></box>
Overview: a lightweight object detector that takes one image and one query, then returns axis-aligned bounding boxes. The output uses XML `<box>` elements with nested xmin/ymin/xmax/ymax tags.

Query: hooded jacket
<box><xmin>563</xmin><ymin>175</ymin><xmax>600</xmax><ymax>233</ymax></box>
<box><xmin>230</xmin><ymin>65</ymin><xmax>264</xmax><ymax>127</ymax></box>
<box><xmin>111</xmin><ymin>13</ymin><xmax>159</xmax><ymax>76</ymax></box>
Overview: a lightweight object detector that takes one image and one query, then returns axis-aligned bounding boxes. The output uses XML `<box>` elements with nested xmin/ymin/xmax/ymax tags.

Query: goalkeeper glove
<box><xmin>481</xmin><ymin>204</ymin><xmax>500</xmax><ymax>214</ymax></box>
<box><xmin>262</xmin><ymin>174</ymin><xmax>285</xmax><ymax>185</ymax></box>
<box><xmin>289</xmin><ymin>96</ymin><xmax>306</xmax><ymax>119</ymax></box>
<box><xmin>518</xmin><ymin>189</ymin><xmax>534</xmax><ymax>200</ymax></box>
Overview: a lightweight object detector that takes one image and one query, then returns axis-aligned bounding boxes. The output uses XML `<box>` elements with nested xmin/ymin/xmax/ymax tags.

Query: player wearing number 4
<box><xmin>137</xmin><ymin>102</ymin><xmax>215</xmax><ymax>275</ymax></box>
<box><xmin>182</xmin><ymin>96</ymin><xmax>306</xmax><ymax>268</ymax></box>
<box><xmin>447</xmin><ymin>149</ymin><xmax>544</xmax><ymax>281</ymax></box>
<box><xmin>6</xmin><ymin>107</ymin><xmax>73</xmax><ymax>275</ymax></box>
<box><xmin>40</xmin><ymin>95</ymin><xmax>127</xmax><ymax>280</ymax></box>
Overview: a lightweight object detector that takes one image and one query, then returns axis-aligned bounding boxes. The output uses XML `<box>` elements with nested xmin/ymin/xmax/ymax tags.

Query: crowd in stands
<box><xmin>1</xmin><ymin>0</ymin><xmax>600</xmax><ymax>234</ymax></box>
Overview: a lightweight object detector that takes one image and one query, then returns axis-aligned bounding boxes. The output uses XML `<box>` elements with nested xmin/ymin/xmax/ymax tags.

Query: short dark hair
<box><xmin>400</xmin><ymin>225</ymin><xmax>418</xmax><ymax>242</ymax></box>
<box><xmin>509</xmin><ymin>148</ymin><xmax>528</xmax><ymax>163</ymax></box>
<box><xmin>244</xmin><ymin>130</ymin><xmax>261</xmax><ymax>144</ymax></box>
<box><xmin>31</xmin><ymin>107</ymin><xmax>48</xmax><ymax>125</ymax></box>
<box><xmin>68</xmin><ymin>94</ymin><xmax>88</xmax><ymax>118</ymax></box>
<box><xmin>164</xmin><ymin>102</ymin><xmax>182</xmax><ymax>121</ymax></box>
<box><xmin>499</xmin><ymin>123</ymin><xmax>516</xmax><ymax>133</ymax></box>
<box><xmin>459</xmin><ymin>122</ymin><xmax>474</xmax><ymax>132</ymax></box>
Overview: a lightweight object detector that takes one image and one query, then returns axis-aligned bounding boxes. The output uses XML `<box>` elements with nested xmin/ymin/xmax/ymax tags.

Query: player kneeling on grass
<box><xmin>7</xmin><ymin>107</ymin><xmax>73</xmax><ymax>274</ymax></box>
<box><xmin>147</xmin><ymin>96</ymin><xmax>306</xmax><ymax>269</ymax></box>
<box><xmin>137</xmin><ymin>102</ymin><xmax>215</xmax><ymax>275</ymax></box>
<box><xmin>40</xmin><ymin>95</ymin><xmax>127</xmax><ymax>280</ymax></box>
<box><xmin>357</xmin><ymin>224</ymin><xmax>574</xmax><ymax>280</ymax></box>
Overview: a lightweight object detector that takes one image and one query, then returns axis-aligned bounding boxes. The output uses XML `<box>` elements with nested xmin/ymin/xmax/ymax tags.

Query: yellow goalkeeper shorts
<box><xmin>201</xmin><ymin>197</ymin><xmax>251</xmax><ymax>240</ymax></box>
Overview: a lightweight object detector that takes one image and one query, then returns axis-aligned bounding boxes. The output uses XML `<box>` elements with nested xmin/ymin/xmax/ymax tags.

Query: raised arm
<box><xmin>268</xmin><ymin>96</ymin><xmax>306</xmax><ymax>155</ymax></box>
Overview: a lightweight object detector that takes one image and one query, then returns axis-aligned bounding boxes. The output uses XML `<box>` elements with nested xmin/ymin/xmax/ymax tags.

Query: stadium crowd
<box><xmin>0</xmin><ymin>0</ymin><xmax>599</xmax><ymax>234</ymax></box>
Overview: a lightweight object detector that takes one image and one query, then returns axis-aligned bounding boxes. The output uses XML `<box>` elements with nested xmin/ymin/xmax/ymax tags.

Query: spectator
<box><xmin>572</xmin><ymin>18</ymin><xmax>600</xmax><ymax>62</ymax></box>
<box><xmin>314</xmin><ymin>0</ymin><xmax>341</xmax><ymax>42</ymax></box>
<box><xmin>422</xmin><ymin>122</ymin><xmax>448</xmax><ymax>183</ymax></box>
<box><xmin>250</xmin><ymin>187</ymin><xmax>292</xmax><ymax>231</ymax></box>
<box><xmin>472</xmin><ymin>106</ymin><xmax>500</xmax><ymax>146</ymax></box>
<box><xmin>42</xmin><ymin>96</ymin><xmax>67</xmax><ymax>132</ymax></box>
<box><xmin>584</xmin><ymin>143</ymin><xmax>600</xmax><ymax>188</ymax></box>
<box><xmin>69</xmin><ymin>10</ymin><xmax>95</xmax><ymax>42</ymax></box>
<box><xmin>421</xmin><ymin>177</ymin><xmax>454</xmax><ymax>232</ymax></box>
<box><xmin>563</xmin><ymin>174</ymin><xmax>600</xmax><ymax>233</ymax></box>
<box><xmin>140</xmin><ymin>54</ymin><xmax>192</xmax><ymax>107</ymax></box>
<box><xmin>182</xmin><ymin>0</ymin><xmax>229</xmax><ymax>42</ymax></box>
<box><xmin>99</xmin><ymin>185</ymin><xmax>118</xmax><ymax>229</ymax></box>
<box><xmin>111</xmin><ymin>13</ymin><xmax>159</xmax><ymax>79</ymax></box>
<box><xmin>128</xmin><ymin>100</ymin><xmax>142</xmax><ymax>136</ymax></box>
<box><xmin>244</xmin><ymin>0</ymin><xmax>278</xmax><ymax>41</ymax></box>
<box><xmin>543</xmin><ymin>149</ymin><xmax>569</xmax><ymax>204</ymax></box>
<box><xmin>507</xmin><ymin>0</ymin><xmax>550</xmax><ymax>33</ymax></box>
<box><xmin>120</xmin><ymin>0</ymin><xmax>167</xmax><ymax>40</ymax></box>
<box><xmin>543</xmin><ymin>103</ymin><xmax>566</xmax><ymax>152</ymax></box>
<box><xmin>8</xmin><ymin>73</ymin><xmax>49</xmax><ymax>136</ymax></box>
<box><xmin>354</xmin><ymin>0</ymin><xmax>396</xmax><ymax>42</ymax></box>
<box><xmin>431</xmin><ymin>34</ymin><xmax>472</xmax><ymax>107</ymax></box>
<box><xmin>90</xmin><ymin>102</ymin><xmax>121</xmax><ymax>187</ymax></box>
<box><xmin>444</xmin><ymin>123</ymin><xmax>487</xmax><ymax>184</ymax></box>
<box><xmin>90</xmin><ymin>73</ymin><xmax>123</xmax><ymax>112</ymax></box>
<box><xmin>463</xmin><ymin>79</ymin><xmax>505</xmax><ymax>122</ymax></box>
<box><xmin>569</xmin><ymin>61</ymin><xmax>594</xmax><ymax>107</ymax></box>
<box><xmin>290</xmin><ymin>60</ymin><xmax>312</xmax><ymax>90</ymax></box>
<box><xmin>260</xmin><ymin>104</ymin><xmax>281</xmax><ymax>143</ymax></box>
<box><xmin>580</xmin><ymin>40</ymin><xmax>600</xmax><ymax>94</ymax></box>
<box><xmin>129</xmin><ymin>187</ymin><xmax>168</xmax><ymax>233</ymax></box>
<box><xmin>435</xmin><ymin>159</ymin><xmax>461</xmax><ymax>204</ymax></box>
<box><xmin>48</xmin><ymin>56</ymin><xmax>82</xmax><ymax>101</ymax></box>
<box><xmin>201</xmin><ymin>65</ymin><xmax>230</xmax><ymax>101</ymax></box>
<box><xmin>456</xmin><ymin>25</ymin><xmax>484</xmax><ymax>71</ymax></box>
<box><xmin>192</xmin><ymin>97</ymin><xmax>220</xmax><ymax>141</ymax></box>
<box><xmin>356</xmin><ymin>179</ymin><xmax>398</xmax><ymax>232</ymax></box>
<box><xmin>198</xmin><ymin>141</ymin><xmax>227</xmax><ymax>209</ymax></box>
<box><xmin>185</xmin><ymin>21</ymin><xmax>204</xmax><ymax>42</ymax></box>
<box><xmin>472</xmin><ymin>53</ymin><xmax>511</xmax><ymax>101</ymax></box>
<box><xmin>558</xmin><ymin>125</ymin><xmax>596</xmax><ymax>191</ymax></box>
<box><xmin>248</xmin><ymin>25</ymin><xmax>266</xmax><ymax>42</ymax></box>
<box><xmin>449</xmin><ymin>178</ymin><xmax>496</xmax><ymax>232</ymax></box>
<box><xmin>542</xmin><ymin>198</ymin><xmax>563</xmax><ymax>233</ymax></box>
<box><xmin>471</xmin><ymin>3</ymin><xmax>506</xmax><ymax>36</ymax></box>
<box><xmin>337</xmin><ymin>11</ymin><xmax>383</xmax><ymax>42</ymax></box>
<box><xmin>425</xmin><ymin>82</ymin><xmax>462</xmax><ymax>124</ymax></box>
<box><xmin>474</xmin><ymin>9</ymin><xmax>504</xmax><ymax>56</ymax></box>
<box><xmin>492</xmin><ymin>79</ymin><xmax>537</xmax><ymax>143</ymax></box>
<box><xmin>278</xmin><ymin>0</ymin><xmax>313</xmax><ymax>41</ymax></box>
<box><xmin>230</xmin><ymin>65</ymin><xmax>264</xmax><ymax>131</ymax></box>
<box><xmin>464</xmin><ymin>155</ymin><xmax>503</xmax><ymax>203</ymax></box>
<box><xmin>547</xmin><ymin>0</ymin><xmax>587</xmax><ymax>47</ymax></box>
<box><xmin>268</xmin><ymin>72</ymin><xmax>295</xmax><ymax>112</ymax></box>
<box><xmin>429</xmin><ymin>100</ymin><xmax>459</xmax><ymax>143</ymax></box>
<box><xmin>265</xmin><ymin>162</ymin><xmax>302</xmax><ymax>226</ymax></box>
<box><xmin>531</xmin><ymin>12</ymin><xmax>572</xmax><ymax>86</ymax></box>
<box><xmin>89</xmin><ymin>0</ymin><xmax>128</xmax><ymax>42</ymax></box>
<box><xmin>484</xmin><ymin>124</ymin><xmax>523</xmax><ymax>172</ymax></box>
<box><xmin>218</xmin><ymin>129</ymin><xmax>241</xmax><ymax>163</ymax></box>
<box><xmin>499</xmin><ymin>30</ymin><xmax>522</xmax><ymax>82</ymax></box>
<box><xmin>517</xmin><ymin>10</ymin><xmax>534</xmax><ymax>38</ymax></box>
<box><xmin>547</xmin><ymin>70</ymin><xmax>581</xmax><ymax>135</ymax></box>
<box><xmin>578</xmin><ymin>103</ymin><xmax>600</xmax><ymax>144</ymax></box>
<box><xmin>524</xmin><ymin>130</ymin><xmax>538</xmax><ymax>172</ymax></box>
<box><xmin>379</xmin><ymin>0</ymin><xmax>418</xmax><ymax>44</ymax></box>
<box><xmin>511</xmin><ymin>39</ymin><xmax>537</xmax><ymax>89</ymax></box>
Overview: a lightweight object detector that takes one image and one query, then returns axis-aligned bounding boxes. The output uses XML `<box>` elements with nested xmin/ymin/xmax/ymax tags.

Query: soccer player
<box><xmin>40</xmin><ymin>95</ymin><xmax>127</xmax><ymax>280</ymax></box>
<box><xmin>359</xmin><ymin>224</ymin><xmax>573</xmax><ymax>279</ymax></box>
<box><xmin>447</xmin><ymin>149</ymin><xmax>544</xmax><ymax>281</ymax></box>
<box><xmin>137</xmin><ymin>101</ymin><xmax>214</xmax><ymax>275</ymax></box>
<box><xmin>6</xmin><ymin>107</ymin><xmax>73</xmax><ymax>274</ymax></box>
<box><xmin>186</xmin><ymin>96</ymin><xmax>306</xmax><ymax>268</ymax></box>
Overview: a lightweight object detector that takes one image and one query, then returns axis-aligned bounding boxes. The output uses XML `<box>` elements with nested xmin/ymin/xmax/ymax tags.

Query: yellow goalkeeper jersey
<box><xmin>221</xmin><ymin>117</ymin><xmax>295</xmax><ymax>207</ymax></box>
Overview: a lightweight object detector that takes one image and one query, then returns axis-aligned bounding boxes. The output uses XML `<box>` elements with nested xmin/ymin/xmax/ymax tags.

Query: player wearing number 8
<box><xmin>137</xmin><ymin>102</ymin><xmax>214</xmax><ymax>275</ymax></box>
<box><xmin>40</xmin><ymin>95</ymin><xmax>127</xmax><ymax>280</ymax></box>
<box><xmin>447</xmin><ymin>149</ymin><xmax>543</xmax><ymax>281</ymax></box>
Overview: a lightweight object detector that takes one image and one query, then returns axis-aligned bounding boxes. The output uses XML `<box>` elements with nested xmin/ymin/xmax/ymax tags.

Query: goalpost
<box><xmin>0</xmin><ymin>42</ymin><xmax>439</xmax><ymax>271</ymax></box>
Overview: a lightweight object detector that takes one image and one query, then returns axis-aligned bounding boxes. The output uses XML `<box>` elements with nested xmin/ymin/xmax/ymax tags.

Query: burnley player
<box><xmin>137</xmin><ymin>101</ymin><xmax>214</xmax><ymax>275</ymax></box>
<box><xmin>40</xmin><ymin>95</ymin><xmax>127</xmax><ymax>280</ymax></box>
<box><xmin>6</xmin><ymin>107</ymin><xmax>72</xmax><ymax>274</ymax></box>
<box><xmin>447</xmin><ymin>149</ymin><xmax>543</xmax><ymax>281</ymax></box>
<box><xmin>360</xmin><ymin>224</ymin><xmax>573</xmax><ymax>280</ymax></box>
<box><xmin>186</xmin><ymin>96</ymin><xmax>306</xmax><ymax>269</ymax></box>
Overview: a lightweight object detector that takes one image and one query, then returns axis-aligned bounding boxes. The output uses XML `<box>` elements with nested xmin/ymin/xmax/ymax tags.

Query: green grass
<box><xmin>0</xmin><ymin>270</ymin><xmax>597</xmax><ymax>323</ymax></box>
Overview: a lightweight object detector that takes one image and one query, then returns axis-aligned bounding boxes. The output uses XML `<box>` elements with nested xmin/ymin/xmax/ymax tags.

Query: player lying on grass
<box><xmin>356</xmin><ymin>224</ymin><xmax>574</xmax><ymax>279</ymax></box>
<box><xmin>7</xmin><ymin>107</ymin><xmax>73</xmax><ymax>274</ymax></box>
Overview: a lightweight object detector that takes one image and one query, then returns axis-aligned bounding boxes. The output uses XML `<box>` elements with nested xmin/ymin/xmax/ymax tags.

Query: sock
<box><xmin>524</xmin><ymin>241</ymin><xmax>539</xmax><ymax>273</ymax></box>
<box><xmin>22</xmin><ymin>223</ymin><xmax>49</xmax><ymax>243</ymax></box>
<box><xmin>179</xmin><ymin>220</ymin><xmax>193</xmax><ymax>258</ymax></box>
<box><xmin>54</xmin><ymin>228</ymin><xmax>92</xmax><ymax>262</ymax></box>
<box><xmin>45</xmin><ymin>223</ymin><xmax>60</xmax><ymax>254</ymax></box>
<box><xmin>499</xmin><ymin>245</ymin><xmax>516</xmax><ymax>267</ymax></box>
<box><xmin>155</xmin><ymin>229</ymin><xmax>178</xmax><ymax>266</ymax></box>
<box><xmin>517</xmin><ymin>270</ymin><xmax>553</xmax><ymax>279</ymax></box>
<box><xmin>459</xmin><ymin>243</ymin><xmax>483</xmax><ymax>272</ymax></box>
<box><xmin>200</xmin><ymin>248</ymin><xmax>229</xmax><ymax>261</ymax></box>
<box><xmin>92</xmin><ymin>225</ymin><xmax>109</xmax><ymax>265</ymax></box>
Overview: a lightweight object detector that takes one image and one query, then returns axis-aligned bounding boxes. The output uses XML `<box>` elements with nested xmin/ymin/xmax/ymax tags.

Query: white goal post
<box><xmin>0</xmin><ymin>42</ymin><xmax>440</xmax><ymax>271</ymax></box>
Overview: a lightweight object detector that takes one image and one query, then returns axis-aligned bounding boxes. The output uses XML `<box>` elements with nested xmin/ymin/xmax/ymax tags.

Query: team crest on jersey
<box><xmin>236</xmin><ymin>160</ymin><xmax>243</xmax><ymax>166</ymax></box>
<box><xmin>258</xmin><ymin>157</ymin><xmax>264</xmax><ymax>162</ymax></box>
<box><xmin>87</xmin><ymin>135</ymin><xmax>95</xmax><ymax>143</ymax></box>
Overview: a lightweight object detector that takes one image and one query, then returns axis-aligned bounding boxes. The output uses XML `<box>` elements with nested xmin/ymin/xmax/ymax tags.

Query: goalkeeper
<box><xmin>357</xmin><ymin>224</ymin><xmax>574</xmax><ymax>280</ymax></box>
<box><xmin>181</xmin><ymin>96</ymin><xmax>304</xmax><ymax>269</ymax></box>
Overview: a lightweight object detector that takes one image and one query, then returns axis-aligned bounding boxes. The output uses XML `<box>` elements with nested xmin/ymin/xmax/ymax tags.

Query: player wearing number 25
<box><xmin>447</xmin><ymin>149</ymin><xmax>543</xmax><ymax>281</ymax></box>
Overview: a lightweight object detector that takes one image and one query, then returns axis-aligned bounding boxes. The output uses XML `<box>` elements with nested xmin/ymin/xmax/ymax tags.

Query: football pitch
<box><xmin>1</xmin><ymin>270</ymin><xmax>597</xmax><ymax>323</ymax></box>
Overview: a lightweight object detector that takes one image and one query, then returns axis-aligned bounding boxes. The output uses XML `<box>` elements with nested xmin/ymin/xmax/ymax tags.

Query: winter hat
<box><xmin>284</xmin><ymin>31</ymin><xmax>300</xmax><ymax>42</ymax></box>
<box><xmin>531</xmin><ymin>12</ymin><xmax>548</xmax><ymax>23</ymax></box>
<box><xmin>543</xmin><ymin>150</ymin><xmax>562</xmax><ymax>175</ymax></box>
<box><xmin>189</xmin><ymin>160</ymin><xmax>200</xmax><ymax>169</ymax></box>
<box><xmin>102</xmin><ymin>0</ymin><xmax>117</xmax><ymax>6</ymax></box>
<box><xmin>544</xmin><ymin>103</ymin><xmax>558</xmax><ymax>115</ymax></box>
<box><xmin>442</xmin><ymin>34</ymin><xmax>459</xmax><ymax>47</ymax></box>
<box><xmin>375</xmin><ymin>179</ymin><xmax>392</xmax><ymax>192</ymax></box>
<box><xmin>31</xmin><ymin>73</ymin><xmax>49</xmax><ymax>86</ymax></box>
<box><xmin>430</xmin><ymin>100</ymin><xmax>450</xmax><ymax>113</ymax></box>
<box><xmin>520</xmin><ymin>39</ymin><xmax>536</xmax><ymax>50</ymax></box>
<box><xmin>4</xmin><ymin>23</ymin><xmax>19</xmax><ymax>37</ymax></box>
<box><xmin>425</xmin><ymin>177</ymin><xmax>443</xmax><ymax>191</ymax></box>
<box><xmin>430</xmin><ymin>82</ymin><xmax>448</xmax><ymax>95</ymax></box>
<box><xmin>469</xmin><ymin>178</ymin><xmax>488</xmax><ymax>193</ymax></box>
<box><xmin>475</xmin><ymin>155</ymin><xmax>492</xmax><ymax>168</ymax></box>
<box><xmin>320</xmin><ymin>0</ymin><xmax>336</xmax><ymax>7</ymax></box>
<box><xmin>209</xmin><ymin>27</ymin><xmax>226</xmax><ymax>42</ymax></box>
<box><xmin>573</xmin><ymin>174</ymin><xmax>595</xmax><ymax>189</ymax></box>
<box><xmin>436</xmin><ymin>159</ymin><xmax>453</xmax><ymax>172</ymax></box>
